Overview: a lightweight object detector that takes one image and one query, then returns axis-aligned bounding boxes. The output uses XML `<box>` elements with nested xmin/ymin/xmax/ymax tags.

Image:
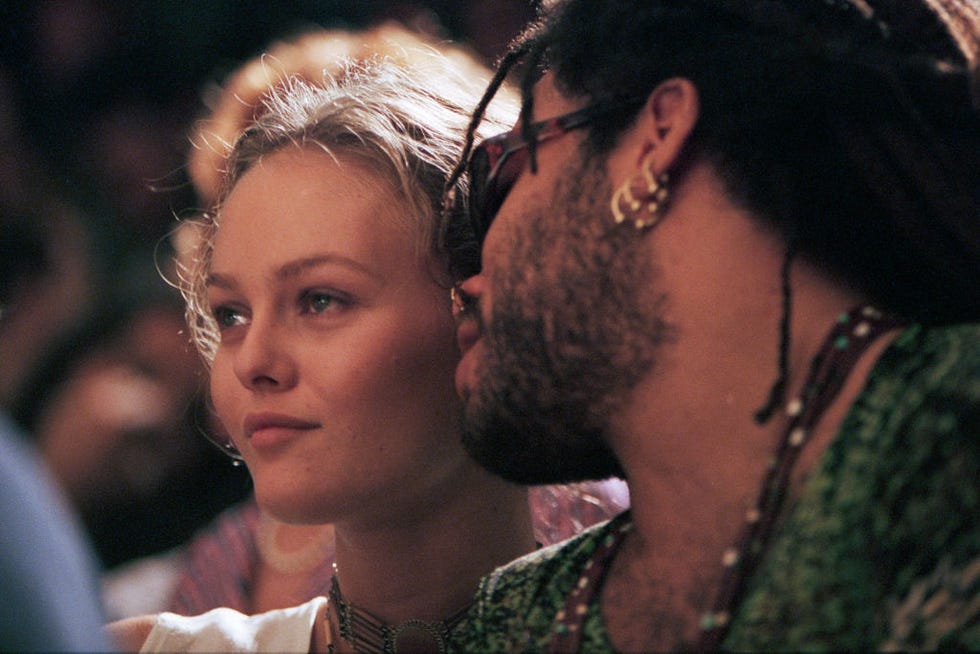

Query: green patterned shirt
<box><xmin>454</xmin><ymin>324</ymin><xmax>980</xmax><ymax>652</ymax></box>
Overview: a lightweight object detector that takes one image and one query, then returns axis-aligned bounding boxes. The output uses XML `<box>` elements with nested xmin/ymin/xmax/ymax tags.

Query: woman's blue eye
<box><xmin>214</xmin><ymin>306</ymin><xmax>247</xmax><ymax>329</ymax></box>
<box><xmin>305</xmin><ymin>292</ymin><xmax>336</xmax><ymax>314</ymax></box>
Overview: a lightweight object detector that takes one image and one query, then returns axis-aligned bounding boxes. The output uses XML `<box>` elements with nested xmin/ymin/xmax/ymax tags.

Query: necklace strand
<box><xmin>327</xmin><ymin>571</ymin><xmax>472</xmax><ymax>654</ymax></box>
<box><xmin>548</xmin><ymin>305</ymin><xmax>903</xmax><ymax>652</ymax></box>
<box><xmin>697</xmin><ymin>305</ymin><xmax>902</xmax><ymax>648</ymax></box>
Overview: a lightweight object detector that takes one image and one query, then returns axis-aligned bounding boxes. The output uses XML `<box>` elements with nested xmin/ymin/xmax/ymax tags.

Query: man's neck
<box><xmin>603</xmin><ymin>255</ymin><xmax>883</xmax><ymax>649</ymax></box>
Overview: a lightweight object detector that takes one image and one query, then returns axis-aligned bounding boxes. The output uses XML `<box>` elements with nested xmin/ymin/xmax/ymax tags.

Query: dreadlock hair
<box><xmin>454</xmin><ymin>0</ymin><xmax>980</xmax><ymax>326</ymax></box>
<box><xmin>441</xmin><ymin>41</ymin><xmax>534</xmax><ymax>281</ymax></box>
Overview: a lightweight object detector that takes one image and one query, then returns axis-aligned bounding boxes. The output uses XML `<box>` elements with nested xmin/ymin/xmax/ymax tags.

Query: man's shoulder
<box><xmin>742</xmin><ymin>322</ymin><xmax>980</xmax><ymax>650</ymax></box>
<box><xmin>880</xmin><ymin>322</ymin><xmax>980</xmax><ymax>392</ymax></box>
<box><xmin>482</xmin><ymin>510</ymin><xmax>629</xmax><ymax>600</ymax></box>
<box><xmin>852</xmin><ymin>322</ymin><xmax>980</xmax><ymax>452</ymax></box>
<box><xmin>458</xmin><ymin>511</ymin><xmax>628</xmax><ymax>652</ymax></box>
<box><xmin>836</xmin><ymin>323</ymin><xmax>979</xmax><ymax>523</ymax></box>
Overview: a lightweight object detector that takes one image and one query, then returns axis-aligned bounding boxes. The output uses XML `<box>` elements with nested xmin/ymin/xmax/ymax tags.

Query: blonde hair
<box><xmin>180</xmin><ymin>55</ymin><xmax>515</xmax><ymax>364</ymax></box>
<box><xmin>187</xmin><ymin>22</ymin><xmax>503</xmax><ymax>204</ymax></box>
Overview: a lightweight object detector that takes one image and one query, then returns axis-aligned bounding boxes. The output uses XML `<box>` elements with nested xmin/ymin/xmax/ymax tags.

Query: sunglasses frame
<box><xmin>467</xmin><ymin>96</ymin><xmax>645</xmax><ymax>243</ymax></box>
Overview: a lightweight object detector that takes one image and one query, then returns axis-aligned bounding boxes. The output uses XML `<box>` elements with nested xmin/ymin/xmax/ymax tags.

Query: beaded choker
<box><xmin>548</xmin><ymin>305</ymin><xmax>903</xmax><ymax>652</ymax></box>
<box><xmin>327</xmin><ymin>573</ymin><xmax>472</xmax><ymax>654</ymax></box>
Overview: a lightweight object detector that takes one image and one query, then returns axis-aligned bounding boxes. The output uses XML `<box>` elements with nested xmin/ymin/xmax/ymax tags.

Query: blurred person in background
<box><xmin>3</xmin><ymin>42</ymin><xmax>251</xmax><ymax>618</ymax></box>
<box><xmin>1</xmin><ymin>200</ymin><xmax>112</xmax><ymax>653</ymax></box>
<box><xmin>0</xmin><ymin>61</ymin><xmax>97</xmax><ymax>412</ymax></box>
<box><xmin>11</xmin><ymin>283</ymin><xmax>251</xmax><ymax>573</ymax></box>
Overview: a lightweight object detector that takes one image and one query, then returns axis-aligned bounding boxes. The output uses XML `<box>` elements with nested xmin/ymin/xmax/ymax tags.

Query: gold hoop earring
<box><xmin>610</xmin><ymin>158</ymin><xmax>671</xmax><ymax>231</ymax></box>
<box><xmin>636</xmin><ymin>164</ymin><xmax>670</xmax><ymax>230</ymax></box>
<box><xmin>610</xmin><ymin>179</ymin><xmax>642</xmax><ymax>223</ymax></box>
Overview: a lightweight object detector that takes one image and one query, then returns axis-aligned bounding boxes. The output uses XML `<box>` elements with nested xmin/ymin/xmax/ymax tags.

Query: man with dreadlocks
<box><xmin>447</xmin><ymin>0</ymin><xmax>980</xmax><ymax>650</ymax></box>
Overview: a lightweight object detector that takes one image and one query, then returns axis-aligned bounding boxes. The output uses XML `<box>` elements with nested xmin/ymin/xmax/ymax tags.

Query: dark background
<box><xmin>1</xmin><ymin>0</ymin><xmax>534</xmax><ymax>279</ymax></box>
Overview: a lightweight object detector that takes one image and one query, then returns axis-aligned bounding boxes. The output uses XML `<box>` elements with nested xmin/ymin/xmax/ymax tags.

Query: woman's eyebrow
<box><xmin>206</xmin><ymin>253</ymin><xmax>383</xmax><ymax>290</ymax></box>
<box><xmin>275</xmin><ymin>253</ymin><xmax>381</xmax><ymax>282</ymax></box>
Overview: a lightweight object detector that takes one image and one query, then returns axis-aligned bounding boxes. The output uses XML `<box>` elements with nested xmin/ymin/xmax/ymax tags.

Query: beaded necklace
<box><xmin>548</xmin><ymin>305</ymin><xmax>903</xmax><ymax>652</ymax></box>
<box><xmin>327</xmin><ymin>572</ymin><xmax>472</xmax><ymax>654</ymax></box>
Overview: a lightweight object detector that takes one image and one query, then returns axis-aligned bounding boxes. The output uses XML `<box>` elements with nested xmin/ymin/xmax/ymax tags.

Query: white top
<box><xmin>141</xmin><ymin>596</ymin><xmax>328</xmax><ymax>653</ymax></box>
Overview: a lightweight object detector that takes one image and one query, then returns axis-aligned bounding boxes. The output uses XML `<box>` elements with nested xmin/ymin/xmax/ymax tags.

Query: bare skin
<box><xmin>251</xmin><ymin>518</ymin><xmax>334</xmax><ymax>611</ymax></box>
<box><xmin>105</xmin><ymin>615</ymin><xmax>155</xmax><ymax>651</ymax></box>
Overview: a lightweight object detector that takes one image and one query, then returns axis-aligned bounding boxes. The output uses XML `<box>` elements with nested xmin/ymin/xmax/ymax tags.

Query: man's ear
<box><xmin>635</xmin><ymin>78</ymin><xmax>700</xmax><ymax>174</ymax></box>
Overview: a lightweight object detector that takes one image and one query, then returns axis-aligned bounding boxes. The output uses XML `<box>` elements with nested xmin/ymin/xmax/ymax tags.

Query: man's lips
<box><xmin>243</xmin><ymin>412</ymin><xmax>321</xmax><ymax>439</ymax></box>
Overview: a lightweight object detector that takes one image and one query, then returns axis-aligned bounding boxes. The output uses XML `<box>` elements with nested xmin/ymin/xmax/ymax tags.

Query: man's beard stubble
<box><xmin>461</xmin><ymin>156</ymin><xmax>672</xmax><ymax>485</ymax></box>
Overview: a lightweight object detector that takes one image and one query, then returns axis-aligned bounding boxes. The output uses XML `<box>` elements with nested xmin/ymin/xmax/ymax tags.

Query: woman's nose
<box><xmin>232</xmin><ymin>316</ymin><xmax>297</xmax><ymax>392</ymax></box>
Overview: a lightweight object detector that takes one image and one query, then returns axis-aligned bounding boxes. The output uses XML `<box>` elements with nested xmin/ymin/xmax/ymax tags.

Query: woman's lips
<box><xmin>243</xmin><ymin>412</ymin><xmax>320</xmax><ymax>450</ymax></box>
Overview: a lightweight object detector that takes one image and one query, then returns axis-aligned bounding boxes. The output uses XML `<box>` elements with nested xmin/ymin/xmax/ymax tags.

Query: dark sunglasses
<box><xmin>466</xmin><ymin>97</ymin><xmax>645</xmax><ymax>244</ymax></box>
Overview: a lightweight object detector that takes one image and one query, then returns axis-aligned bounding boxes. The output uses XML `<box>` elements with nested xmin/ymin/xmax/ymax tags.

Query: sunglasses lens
<box><xmin>468</xmin><ymin>143</ymin><xmax>526</xmax><ymax>245</ymax></box>
<box><xmin>468</xmin><ymin>145</ymin><xmax>493</xmax><ymax>243</ymax></box>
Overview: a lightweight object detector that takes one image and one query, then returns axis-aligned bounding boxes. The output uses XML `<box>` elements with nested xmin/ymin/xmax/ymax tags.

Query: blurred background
<box><xmin>0</xmin><ymin>0</ymin><xmax>536</xmax><ymax>576</ymax></box>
